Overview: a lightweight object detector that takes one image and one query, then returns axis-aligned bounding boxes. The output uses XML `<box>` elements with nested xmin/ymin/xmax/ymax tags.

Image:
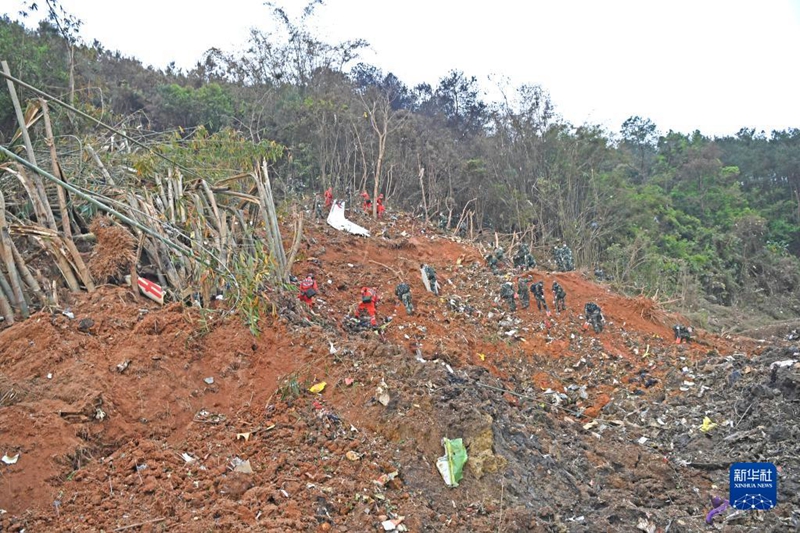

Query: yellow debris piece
<box><xmin>309</xmin><ymin>382</ymin><xmax>327</xmax><ymax>394</ymax></box>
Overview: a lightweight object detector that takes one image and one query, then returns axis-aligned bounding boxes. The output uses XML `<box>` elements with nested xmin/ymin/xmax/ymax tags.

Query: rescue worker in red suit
<box><xmin>360</xmin><ymin>191</ymin><xmax>372</xmax><ymax>214</ymax></box>
<box><xmin>376</xmin><ymin>194</ymin><xmax>386</xmax><ymax>218</ymax></box>
<box><xmin>298</xmin><ymin>274</ymin><xmax>318</xmax><ymax>307</ymax></box>
<box><xmin>357</xmin><ymin>286</ymin><xmax>379</xmax><ymax>326</ymax></box>
<box><xmin>324</xmin><ymin>187</ymin><xmax>333</xmax><ymax>208</ymax></box>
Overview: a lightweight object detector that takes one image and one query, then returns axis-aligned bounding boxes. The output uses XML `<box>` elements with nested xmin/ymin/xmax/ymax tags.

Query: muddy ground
<box><xmin>0</xmin><ymin>213</ymin><xmax>797</xmax><ymax>532</ymax></box>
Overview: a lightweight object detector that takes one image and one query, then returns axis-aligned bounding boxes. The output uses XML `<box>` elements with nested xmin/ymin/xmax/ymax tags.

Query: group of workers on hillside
<box><xmin>300</xmin><ymin>189</ymin><xmax>693</xmax><ymax>343</ymax></box>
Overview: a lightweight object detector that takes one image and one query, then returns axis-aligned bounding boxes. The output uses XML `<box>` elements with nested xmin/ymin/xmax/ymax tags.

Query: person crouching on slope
<box><xmin>298</xmin><ymin>273</ymin><xmax>319</xmax><ymax>307</ymax></box>
<box><xmin>358</xmin><ymin>286</ymin><xmax>380</xmax><ymax>326</ymax></box>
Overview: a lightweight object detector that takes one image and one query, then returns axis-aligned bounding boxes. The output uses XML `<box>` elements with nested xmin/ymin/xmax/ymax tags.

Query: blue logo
<box><xmin>730</xmin><ymin>462</ymin><xmax>777</xmax><ymax>510</ymax></box>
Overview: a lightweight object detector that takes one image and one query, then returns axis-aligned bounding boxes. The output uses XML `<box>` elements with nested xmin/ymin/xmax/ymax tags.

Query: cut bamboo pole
<box><xmin>10</xmin><ymin>240</ymin><xmax>48</xmax><ymax>306</ymax></box>
<box><xmin>284</xmin><ymin>209</ymin><xmax>304</xmax><ymax>279</ymax></box>
<box><xmin>0</xmin><ymin>190</ymin><xmax>29</xmax><ymax>318</ymax></box>
<box><xmin>8</xmin><ymin>166</ymin><xmax>50</xmax><ymax>227</ymax></box>
<box><xmin>84</xmin><ymin>145</ymin><xmax>115</xmax><ymax>186</ymax></box>
<box><xmin>40</xmin><ymin>98</ymin><xmax>95</xmax><ymax>292</ymax></box>
<box><xmin>40</xmin><ymin>99</ymin><xmax>72</xmax><ymax>238</ymax></box>
<box><xmin>2</xmin><ymin>61</ymin><xmax>56</xmax><ymax>231</ymax></box>
<box><xmin>0</xmin><ymin>269</ymin><xmax>14</xmax><ymax>325</ymax></box>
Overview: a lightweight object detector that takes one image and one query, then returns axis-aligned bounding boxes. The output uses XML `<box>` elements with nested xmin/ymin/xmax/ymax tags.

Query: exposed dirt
<box><xmin>1</xmin><ymin>212</ymin><xmax>795</xmax><ymax>532</ymax></box>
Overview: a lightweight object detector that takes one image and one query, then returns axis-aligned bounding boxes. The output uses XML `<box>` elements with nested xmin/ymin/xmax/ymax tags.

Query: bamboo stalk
<box><xmin>0</xmin><ymin>190</ymin><xmax>29</xmax><ymax>318</ymax></box>
<box><xmin>2</xmin><ymin>62</ymin><xmax>57</xmax><ymax>231</ymax></box>
<box><xmin>255</xmin><ymin>162</ymin><xmax>287</xmax><ymax>279</ymax></box>
<box><xmin>2</xmin><ymin>61</ymin><xmax>37</xmax><ymax>168</ymax></box>
<box><xmin>6</xmin><ymin>167</ymin><xmax>82</xmax><ymax>292</ymax></box>
<box><xmin>0</xmin><ymin>269</ymin><xmax>15</xmax><ymax>325</ymax></box>
<box><xmin>284</xmin><ymin>209</ymin><xmax>304</xmax><ymax>280</ymax></box>
<box><xmin>40</xmin><ymin>98</ymin><xmax>95</xmax><ymax>292</ymax></box>
<box><xmin>10</xmin><ymin>239</ymin><xmax>48</xmax><ymax>306</ymax></box>
<box><xmin>166</xmin><ymin>172</ymin><xmax>176</xmax><ymax>224</ymax></box>
<box><xmin>84</xmin><ymin>145</ymin><xmax>115</xmax><ymax>186</ymax></box>
<box><xmin>40</xmin><ymin>99</ymin><xmax>72</xmax><ymax>238</ymax></box>
<box><xmin>8</xmin><ymin>166</ymin><xmax>50</xmax><ymax>227</ymax></box>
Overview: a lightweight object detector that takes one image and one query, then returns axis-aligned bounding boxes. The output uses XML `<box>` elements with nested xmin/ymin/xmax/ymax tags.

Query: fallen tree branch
<box><xmin>113</xmin><ymin>517</ymin><xmax>166</xmax><ymax>531</ymax></box>
<box><xmin>368</xmin><ymin>259</ymin><xmax>402</xmax><ymax>281</ymax></box>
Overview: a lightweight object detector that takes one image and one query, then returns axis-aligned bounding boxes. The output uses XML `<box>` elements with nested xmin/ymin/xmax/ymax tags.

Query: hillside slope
<box><xmin>0</xmin><ymin>213</ymin><xmax>797</xmax><ymax>532</ymax></box>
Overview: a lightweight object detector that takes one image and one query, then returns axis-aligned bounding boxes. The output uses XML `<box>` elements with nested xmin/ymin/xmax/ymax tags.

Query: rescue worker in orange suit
<box><xmin>376</xmin><ymin>194</ymin><xmax>386</xmax><ymax>218</ymax></box>
<box><xmin>360</xmin><ymin>191</ymin><xmax>372</xmax><ymax>214</ymax></box>
<box><xmin>324</xmin><ymin>187</ymin><xmax>333</xmax><ymax>208</ymax></box>
<box><xmin>358</xmin><ymin>286</ymin><xmax>379</xmax><ymax>326</ymax></box>
<box><xmin>298</xmin><ymin>274</ymin><xmax>319</xmax><ymax>307</ymax></box>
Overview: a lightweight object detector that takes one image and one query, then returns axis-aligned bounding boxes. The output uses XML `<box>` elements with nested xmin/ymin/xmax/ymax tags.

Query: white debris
<box><xmin>327</xmin><ymin>200</ymin><xmax>370</xmax><ymax>236</ymax></box>
<box><xmin>1</xmin><ymin>453</ymin><xmax>19</xmax><ymax>465</ymax></box>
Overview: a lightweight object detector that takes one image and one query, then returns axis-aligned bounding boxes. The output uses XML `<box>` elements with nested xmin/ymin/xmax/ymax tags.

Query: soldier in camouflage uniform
<box><xmin>562</xmin><ymin>244</ymin><xmax>575</xmax><ymax>271</ymax></box>
<box><xmin>485</xmin><ymin>252</ymin><xmax>500</xmax><ymax>274</ymax></box>
<box><xmin>513</xmin><ymin>244</ymin><xmax>536</xmax><ymax>270</ymax></box>
<box><xmin>314</xmin><ymin>193</ymin><xmax>324</xmax><ymax>220</ymax></box>
<box><xmin>517</xmin><ymin>277</ymin><xmax>530</xmax><ymax>309</ymax></box>
<box><xmin>438</xmin><ymin>212</ymin><xmax>448</xmax><ymax>230</ymax></box>
<box><xmin>583</xmin><ymin>302</ymin><xmax>604</xmax><ymax>333</ymax></box>
<box><xmin>530</xmin><ymin>281</ymin><xmax>550</xmax><ymax>315</ymax></box>
<box><xmin>423</xmin><ymin>264</ymin><xmax>439</xmax><ymax>295</ymax></box>
<box><xmin>553</xmin><ymin>244</ymin><xmax>565</xmax><ymax>271</ymax></box>
<box><xmin>673</xmin><ymin>324</ymin><xmax>692</xmax><ymax>344</ymax></box>
<box><xmin>500</xmin><ymin>282</ymin><xmax>516</xmax><ymax>312</ymax></box>
<box><xmin>395</xmin><ymin>282</ymin><xmax>414</xmax><ymax>315</ymax></box>
<box><xmin>552</xmin><ymin>281</ymin><xmax>566</xmax><ymax>312</ymax></box>
<box><xmin>553</xmin><ymin>243</ymin><xmax>575</xmax><ymax>272</ymax></box>
<box><xmin>513</xmin><ymin>244</ymin><xmax>527</xmax><ymax>269</ymax></box>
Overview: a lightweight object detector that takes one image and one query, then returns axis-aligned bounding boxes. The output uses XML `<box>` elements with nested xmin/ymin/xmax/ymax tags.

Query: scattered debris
<box><xmin>435</xmin><ymin>438</ymin><xmax>468</xmax><ymax>488</ymax></box>
<box><xmin>1</xmin><ymin>453</ymin><xmax>19</xmax><ymax>465</ymax></box>
<box><xmin>699</xmin><ymin>416</ymin><xmax>718</xmax><ymax>432</ymax></box>
<box><xmin>381</xmin><ymin>516</ymin><xmax>406</xmax><ymax>531</ymax></box>
<box><xmin>309</xmin><ymin>381</ymin><xmax>326</xmax><ymax>394</ymax></box>
<box><xmin>345</xmin><ymin>451</ymin><xmax>361</xmax><ymax>461</ymax></box>
<box><xmin>230</xmin><ymin>457</ymin><xmax>253</xmax><ymax>474</ymax></box>
<box><xmin>180</xmin><ymin>452</ymin><xmax>196</xmax><ymax>464</ymax></box>
<box><xmin>376</xmin><ymin>380</ymin><xmax>390</xmax><ymax>406</ymax></box>
<box><xmin>327</xmin><ymin>201</ymin><xmax>369</xmax><ymax>236</ymax></box>
<box><xmin>373</xmin><ymin>471</ymin><xmax>399</xmax><ymax>487</ymax></box>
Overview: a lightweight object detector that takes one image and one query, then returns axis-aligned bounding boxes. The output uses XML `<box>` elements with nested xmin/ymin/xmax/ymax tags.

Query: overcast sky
<box><xmin>6</xmin><ymin>0</ymin><xmax>800</xmax><ymax>136</ymax></box>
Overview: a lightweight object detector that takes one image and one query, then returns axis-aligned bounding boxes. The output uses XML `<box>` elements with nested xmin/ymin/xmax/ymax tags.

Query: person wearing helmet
<box><xmin>552</xmin><ymin>281</ymin><xmax>567</xmax><ymax>313</ymax></box>
<box><xmin>500</xmin><ymin>281</ymin><xmax>516</xmax><ymax>312</ymax></box>
<box><xmin>298</xmin><ymin>273</ymin><xmax>319</xmax><ymax>307</ymax></box>
<box><xmin>673</xmin><ymin>324</ymin><xmax>692</xmax><ymax>344</ymax></box>
<box><xmin>531</xmin><ymin>281</ymin><xmax>550</xmax><ymax>316</ymax></box>
<box><xmin>376</xmin><ymin>194</ymin><xmax>386</xmax><ymax>218</ymax></box>
<box><xmin>357</xmin><ymin>286</ymin><xmax>380</xmax><ymax>326</ymax></box>
<box><xmin>517</xmin><ymin>277</ymin><xmax>530</xmax><ymax>309</ymax></box>
<box><xmin>583</xmin><ymin>302</ymin><xmax>604</xmax><ymax>333</ymax></box>
<box><xmin>360</xmin><ymin>191</ymin><xmax>372</xmax><ymax>215</ymax></box>
<box><xmin>395</xmin><ymin>282</ymin><xmax>413</xmax><ymax>315</ymax></box>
